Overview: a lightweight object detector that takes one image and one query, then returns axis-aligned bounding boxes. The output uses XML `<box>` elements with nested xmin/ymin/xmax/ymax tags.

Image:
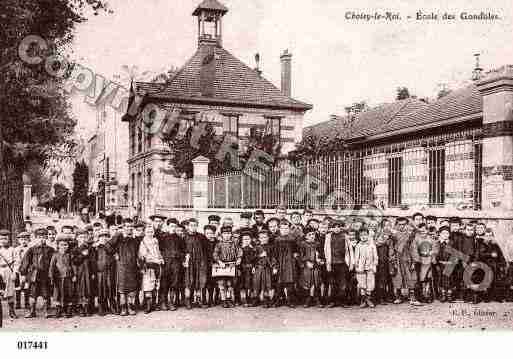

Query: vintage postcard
<box><xmin>1</xmin><ymin>0</ymin><xmax>513</xmax><ymax>350</ymax></box>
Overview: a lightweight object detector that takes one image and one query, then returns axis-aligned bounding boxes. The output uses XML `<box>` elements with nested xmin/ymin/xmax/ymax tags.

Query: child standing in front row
<box><xmin>49</xmin><ymin>235</ymin><xmax>75</xmax><ymax>318</ymax></box>
<box><xmin>238</xmin><ymin>231</ymin><xmax>256</xmax><ymax>307</ymax></box>
<box><xmin>214</xmin><ymin>226</ymin><xmax>241</xmax><ymax>308</ymax></box>
<box><xmin>252</xmin><ymin>230</ymin><xmax>276</xmax><ymax>307</ymax></box>
<box><xmin>354</xmin><ymin>228</ymin><xmax>378</xmax><ymax>308</ymax></box>
<box><xmin>138</xmin><ymin>225</ymin><xmax>164</xmax><ymax>314</ymax></box>
<box><xmin>299</xmin><ymin>227</ymin><xmax>324</xmax><ymax>307</ymax></box>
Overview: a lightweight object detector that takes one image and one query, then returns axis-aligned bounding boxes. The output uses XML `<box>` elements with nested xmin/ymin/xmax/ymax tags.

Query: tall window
<box><xmin>265</xmin><ymin>117</ymin><xmax>281</xmax><ymax>141</ymax></box>
<box><xmin>388</xmin><ymin>157</ymin><xmax>402</xmax><ymax>207</ymax></box>
<box><xmin>131</xmin><ymin>173</ymin><xmax>135</xmax><ymax>206</ymax></box>
<box><xmin>129</xmin><ymin>123</ymin><xmax>136</xmax><ymax>156</ymax></box>
<box><xmin>146</xmin><ymin>169</ymin><xmax>152</xmax><ymax>202</ymax></box>
<box><xmin>428</xmin><ymin>148</ymin><xmax>445</xmax><ymax>205</ymax></box>
<box><xmin>137</xmin><ymin>125</ymin><xmax>142</xmax><ymax>153</ymax></box>
<box><xmin>137</xmin><ymin>172</ymin><xmax>142</xmax><ymax>205</ymax></box>
<box><xmin>223</xmin><ymin>114</ymin><xmax>239</xmax><ymax>136</ymax></box>
<box><xmin>473</xmin><ymin>143</ymin><xmax>483</xmax><ymax>210</ymax></box>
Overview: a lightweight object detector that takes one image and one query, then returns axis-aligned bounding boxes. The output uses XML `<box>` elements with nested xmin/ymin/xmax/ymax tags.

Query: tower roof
<box><xmin>192</xmin><ymin>0</ymin><xmax>228</xmax><ymax>16</ymax></box>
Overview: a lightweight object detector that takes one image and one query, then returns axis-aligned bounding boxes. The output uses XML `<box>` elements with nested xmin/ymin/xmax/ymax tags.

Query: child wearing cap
<box><xmin>95</xmin><ymin>229</ymin><xmax>117</xmax><ymax>315</ymax></box>
<box><xmin>324</xmin><ymin>220</ymin><xmax>353</xmax><ymax>308</ymax></box>
<box><xmin>19</xmin><ymin>228</ymin><xmax>55</xmax><ymax>318</ymax></box>
<box><xmin>274</xmin><ymin>220</ymin><xmax>299</xmax><ymax>308</ymax></box>
<box><xmin>49</xmin><ymin>235</ymin><xmax>75</xmax><ymax>318</ymax></box>
<box><xmin>204</xmin><ymin>225</ymin><xmax>218</xmax><ymax>307</ymax></box>
<box><xmin>252</xmin><ymin>230</ymin><xmax>276</xmax><ymax>307</ymax></box>
<box><xmin>354</xmin><ymin>228</ymin><xmax>378</xmax><ymax>308</ymax></box>
<box><xmin>183</xmin><ymin>218</ymin><xmax>209</xmax><ymax>309</ymax></box>
<box><xmin>238</xmin><ymin>231</ymin><xmax>256</xmax><ymax>307</ymax></box>
<box><xmin>213</xmin><ymin>226</ymin><xmax>242</xmax><ymax>308</ymax></box>
<box><xmin>14</xmin><ymin>232</ymin><xmax>31</xmax><ymax>310</ymax></box>
<box><xmin>138</xmin><ymin>225</ymin><xmax>164</xmax><ymax>314</ymax></box>
<box><xmin>73</xmin><ymin>229</ymin><xmax>98</xmax><ymax>317</ymax></box>
<box><xmin>158</xmin><ymin>221</ymin><xmax>184</xmax><ymax>311</ymax></box>
<box><xmin>434</xmin><ymin>226</ymin><xmax>453</xmax><ymax>302</ymax></box>
<box><xmin>298</xmin><ymin>228</ymin><xmax>324</xmax><ymax>307</ymax></box>
<box><xmin>0</xmin><ymin>229</ymin><xmax>17</xmax><ymax>319</ymax></box>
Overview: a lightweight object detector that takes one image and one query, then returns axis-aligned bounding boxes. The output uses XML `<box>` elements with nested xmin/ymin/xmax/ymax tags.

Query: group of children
<box><xmin>1</xmin><ymin>208</ymin><xmax>513</xmax><ymax>321</ymax></box>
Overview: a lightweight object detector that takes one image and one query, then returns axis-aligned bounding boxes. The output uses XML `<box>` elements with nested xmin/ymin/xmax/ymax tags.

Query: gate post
<box><xmin>192</xmin><ymin>156</ymin><xmax>210</xmax><ymax>209</ymax></box>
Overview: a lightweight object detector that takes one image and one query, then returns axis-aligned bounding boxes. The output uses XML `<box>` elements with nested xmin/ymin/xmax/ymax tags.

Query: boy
<box><xmin>73</xmin><ymin>229</ymin><xmax>97</xmax><ymax>317</ymax></box>
<box><xmin>238</xmin><ymin>231</ymin><xmax>256</xmax><ymax>307</ymax></box>
<box><xmin>252</xmin><ymin>230</ymin><xmax>276</xmax><ymax>307</ymax></box>
<box><xmin>138</xmin><ymin>225</ymin><xmax>164</xmax><ymax>314</ymax></box>
<box><xmin>374</xmin><ymin>223</ymin><xmax>392</xmax><ymax>305</ymax></box>
<box><xmin>19</xmin><ymin>228</ymin><xmax>55</xmax><ymax>318</ymax></box>
<box><xmin>203</xmin><ymin>224</ymin><xmax>218</xmax><ymax>307</ymax></box>
<box><xmin>324</xmin><ymin>220</ymin><xmax>353</xmax><ymax>307</ymax></box>
<box><xmin>251</xmin><ymin>210</ymin><xmax>267</xmax><ymax>239</ymax></box>
<box><xmin>49</xmin><ymin>234</ymin><xmax>75</xmax><ymax>318</ymax></box>
<box><xmin>183</xmin><ymin>218</ymin><xmax>209</xmax><ymax>309</ymax></box>
<box><xmin>213</xmin><ymin>226</ymin><xmax>241</xmax><ymax>308</ymax></box>
<box><xmin>389</xmin><ymin>217</ymin><xmax>420</xmax><ymax>306</ymax></box>
<box><xmin>14</xmin><ymin>231</ymin><xmax>31</xmax><ymax>310</ymax></box>
<box><xmin>299</xmin><ymin>227</ymin><xmax>323</xmax><ymax>307</ymax></box>
<box><xmin>0</xmin><ymin>229</ymin><xmax>17</xmax><ymax>319</ymax></box>
<box><xmin>480</xmin><ymin>229</ymin><xmax>507</xmax><ymax>302</ymax></box>
<box><xmin>434</xmin><ymin>226</ymin><xmax>453</xmax><ymax>302</ymax></box>
<box><xmin>412</xmin><ymin>223</ymin><xmax>437</xmax><ymax>303</ymax></box>
<box><xmin>354</xmin><ymin>228</ymin><xmax>378</xmax><ymax>308</ymax></box>
<box><xmin>106</xmin><ymin>218</ymin><xmax>141</xmax><ymax>316</ymax></box>
<box><xmin>273</xmin><ymin>220</ymin><xmax>299</xmax><ymax>307</ymax></box>
<box><xmin>95</xmin><ymin>229</ymin><xmax>117</xmax><ymax>315</ymax></box>
<box><xmin>159</xmin><ymin>221</ymin><xmax>184</xmax><ymax>311</ymax></box>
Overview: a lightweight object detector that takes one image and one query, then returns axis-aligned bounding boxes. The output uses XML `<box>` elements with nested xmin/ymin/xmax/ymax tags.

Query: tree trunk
<box><xmin>0</xmin><ymin>163</ymin><xmax>24</xmax><ymax>238</ymax></box>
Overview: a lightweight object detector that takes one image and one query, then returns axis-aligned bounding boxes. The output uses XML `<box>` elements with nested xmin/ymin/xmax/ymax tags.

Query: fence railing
<box><xmin>159</xmin><ymin>178</ymin><xmax>193</xmax><ymax>208</ymax></box>
<box><xmin>207</xmin><ymin>129</ymin><xmax>483</xmax><ymax>210</ymax></box>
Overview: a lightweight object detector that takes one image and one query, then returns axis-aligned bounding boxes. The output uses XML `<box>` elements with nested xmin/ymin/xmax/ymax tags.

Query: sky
<box><xmin>69</xmin><ymin>0</ymin><xmax>513</xmax><ymax>135</ymax></box>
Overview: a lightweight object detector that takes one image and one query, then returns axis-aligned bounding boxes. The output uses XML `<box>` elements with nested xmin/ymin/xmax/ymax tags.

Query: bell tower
<box><xmin>193</xmin><ymin>0</ymin><xmax>228</xmax><ymax>47</ymax></box>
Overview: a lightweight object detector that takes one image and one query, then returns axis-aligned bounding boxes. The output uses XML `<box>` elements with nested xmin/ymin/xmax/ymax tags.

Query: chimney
<box><xmin>254</xmin><ymin>53</ymin><xmax>262</xmax><ymax>76</ymax></box>
<box><xmin>280</xmin><ymin>49</ymin><xmax>292</xmax><ymax>97</ymax></box>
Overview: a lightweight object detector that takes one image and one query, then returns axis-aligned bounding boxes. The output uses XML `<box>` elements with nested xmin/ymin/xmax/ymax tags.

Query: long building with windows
<box><xmin>303</xmin><ymin>65</ymin><xmax>513</xmax><ymax>214</ymax></box>
<box><xmin>122</xmin><ymin>0</ymin><xmax>312</xmax><ymax>218</ymax></box>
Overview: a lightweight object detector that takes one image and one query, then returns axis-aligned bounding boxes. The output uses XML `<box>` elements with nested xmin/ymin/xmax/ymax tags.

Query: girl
<box><xmin>213</xmin><ymin>226</ymin><xmax>241</xmax><ymax>308</ymax></box>
<box><xmin>138</xmin><ymin>225</ymin><xmax>164</xmax><ymax>314</ymax></box>
<box><xmin>252</xmin><ymin>230</ymin><xmax>276</xmax><ymax>308</ymax></box>
<box><xmin>299</xmin><ymin>228</ymin><xmax>323</xmax><ymax>307</ymax></box>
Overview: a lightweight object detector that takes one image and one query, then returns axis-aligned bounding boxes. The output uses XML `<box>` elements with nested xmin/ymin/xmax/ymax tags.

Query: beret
<box><xmin>239</xmin><ymin>230</ymin><xmax>253</xmax><ymax>238</ymax></box>
<box><xmin>149</xmin><ymin>214</ymin><xmax>166</xmax><ymax>221</ymax></box>
<box><xmin>34</xmin><ymin>228</ymin><xmax>48</xmax><ymax>236</ymax></box>
<box><xmin>0</xmin><ymin>229</ymin><xmax>10</xmax><ymax>236</ymax></box>
<box><xmin>167</xmin><ymin>218</ymin><xmax>178</xmax><ymax>225</ymax></box>
<box><xmin>46</xmin><ymin>226</ymin><xmax>56</xmax><ymax>231</ymax></box>
<box><xmin>61</xmin><ymin>225</ymin><xmax>74</xmax><ymax>232</ymax></box>
<box><xmin>203</xmin><ymin>225</ymin><xmax>217</xmax><ymax>232</ymax></box>
<box><xmin>188</xmin><ymin>218</ymin><xmax>198</xmax><ymax>224</ymax></box>
<box><xmin>240</xmin><ymin>212</ymin><xmax>252</xmax><ymax>219</ymax></box>
<box><xmin>253</xmin><ymin>210</ymin><xmax>264</xmax><ymax>216</ymax></box>
<box><xmin>220</xmin><ymin>225</ymin><xmax>232</xmax><ymax>233</ymax></box>
<box><xmin>304</xmin><ymin>226</ymin><xmax>317</xmax><ymax>235</ymax></box>
<box><xmin>208</xmin><ymin>215</ymin><xmax>221</xmax><ymax>222</ymax></box>
<box><xmin>134</xmin><ymin>222</ymin><xmax>146</xmax><ymax>228</ymax></box>
<box><xmin>17</xmin><ymin>231</ymin><xmax>30</xmax><ymax>238</ymax></box>
<box><xmin>449</xmin><ymin>217</ymin><xmax>461</xmax><ymax>223</ymax></box>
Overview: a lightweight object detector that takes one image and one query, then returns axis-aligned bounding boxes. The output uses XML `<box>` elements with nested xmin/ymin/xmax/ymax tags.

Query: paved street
<box><xmin>3</xmin><ymin>301</ymin><xmax>513</xmax><ymax>331</ymax></box>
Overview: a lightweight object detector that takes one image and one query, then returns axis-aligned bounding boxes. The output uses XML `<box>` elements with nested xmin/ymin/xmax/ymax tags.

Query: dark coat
<box><xmin>274</xmin><ymin>234</ymin><xmax>298</xmax><ymax>284</ymax></box>
<box><xmin>159</xmin><ymin>233</ymin><xmax>185</xmax><ymax>288</ymax></box>
<box><xmin>106</xmin><ymin>233</ymin><xmax>141</xmax><ymax>294</ymax></box>
<box><xmin>73</xmin><ymin>244</ymin><xmax>98</xmax><ymax>300</ymax></box>
<box><xmin>184</xmin><ymin>232</ymin><xmax>208</xmax><ymax>289</ymax></box>
<box><xmin>19</xmin><ymin>244</ymin><xmax>55</xmax><ymax>284</ymax></box>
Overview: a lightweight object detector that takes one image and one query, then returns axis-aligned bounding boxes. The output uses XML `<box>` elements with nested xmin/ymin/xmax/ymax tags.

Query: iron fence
<box><xmin>207</xmin><ymin>129</ymin><xmax>483</xmax><ymax>210</ymax></box>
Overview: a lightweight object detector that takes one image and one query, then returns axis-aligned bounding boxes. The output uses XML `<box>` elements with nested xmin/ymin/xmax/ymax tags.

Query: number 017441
<box><xmin>17</xmin><ymin>341</ymin><xmax>48</xmax><ymax>350</ymax></box>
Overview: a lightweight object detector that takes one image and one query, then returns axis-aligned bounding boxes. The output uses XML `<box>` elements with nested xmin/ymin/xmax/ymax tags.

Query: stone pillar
<box><xmin>23</xmin><ymin>184</ymin><xmax>32</xmax><ymax>219</ymax></box>
<box><xmin>192</xmin><ymin>156</ymin><xmax>210</xmax><ymax>209</ymax></box>
<box><xmin>477</xmin><ymin>65</ymin><xmax>513</xmax><ymax>210</ymax></box>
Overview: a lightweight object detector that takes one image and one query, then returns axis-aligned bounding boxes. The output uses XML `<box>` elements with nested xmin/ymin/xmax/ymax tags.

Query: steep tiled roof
<box><xmin>134</xmin><ymin>44</ymin><xmax>312</xmax><ymax>111</ymax></box>
<box><xmin>303</xmin><ymin>84</ymin><xmax>483</xmax><ymax>142</ymax></box>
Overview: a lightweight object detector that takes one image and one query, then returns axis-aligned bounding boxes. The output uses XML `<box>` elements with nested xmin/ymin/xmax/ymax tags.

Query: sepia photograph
<box><xmin>1</xmin><ymin>0</ymin><xmax>513</xmax><ymax>345</ymax></box>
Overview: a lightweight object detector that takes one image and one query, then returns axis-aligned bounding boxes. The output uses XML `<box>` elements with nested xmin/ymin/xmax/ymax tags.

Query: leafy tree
<box><xmin>396</xmin><ymin>87</ymin><xmax>411</xmax><ymax>100</ymax></box>
<box><xmin>72</xmin><ymin>160</ymin><xmax>89</xmax><ymax>211</ymax></box>
<box><xmin>25</xmin><ymin>162</ymin><xmax>52</xmax><ymax>203</ymax></box>
<box><xmin>0</xmin><ymin>0</ymin><xmax>110</xmax><ymax>232</ymax></box>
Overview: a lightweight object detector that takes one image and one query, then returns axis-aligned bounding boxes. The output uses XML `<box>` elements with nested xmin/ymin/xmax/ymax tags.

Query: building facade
<box><xmin>88</xmin><ymin>103</ymin><xmax>130</xmax><ymax>215</ymax></box>
<box><xmin>123</xmin><ymin>0</ymin><xmax>312</xmax><ymax>218</ymax></box>
<box><xmin>303</xmin><ymin>65</ymin><xmax>513</xmax><ymax>215</ymax></box>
